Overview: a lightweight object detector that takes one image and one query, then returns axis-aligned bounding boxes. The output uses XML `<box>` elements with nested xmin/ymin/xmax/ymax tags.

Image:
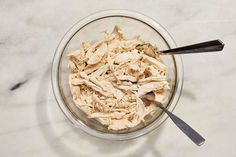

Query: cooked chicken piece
<box><xmin>121</xmin><ymin>81</ymin><xmax>133</xmax><ymax>86</ymax></box>
<box><xmin>97</xmin><ymin>118</ymin><xmax>110</xmax><ymax>126</ymax></box>
<box><xmin>90</xmin><ymin>64</ymin><xmax>109</xmax><ymax>76</ymax></box>
<box><xmin>142</xmin><ymin>54</ymin><xmax>166</xmax><ymax>70</ymax></box>
<box><xmin>74</xmin><ymin>98</ymin><xmax>92</xmax><ymax>113</ymax></box>
<box><xmin>82</xmin><ymin>41</ymin><xmax>91</xmax><ymax>52</ymax></box>
<box><xmin>80</xmin><ymin>72</ymin><xmax>124</xmax><ymax>100</ymax></box>
<box><xmin>85</xmin><ymin>40</ymin><xmax>104</xmax><ymax>60</ymax></box>
<box><xmin>113</xmin><ymin>84</ymin><xmax>138</xmax><ymax>91</ymax></box>
<box><xmin>116</xmin><ymin>75</ymin><xmax>137</xmax><ymax>82</ymax></box>
<box><xmin>143</xmin><ymin>65</ymin><xmax>162</xmax><ymax>78</ymax></box>
<box><xmin>83</xmin><ymin>60</ymin><xmax>105</xmax><ymax>75</ymax></box>
<box><xmin>84</xmin><ymin>95</ymin><xmax>93</xmax><ymax>104</ymax></box>
<box><xmin>107</xmin><ymin>57</ymin><xmax>115</xmax><ymax>70</ymax></box>
<box><xmin>70</xmin><ymin>78</ymin><xmax>84</xmax><ymax>85</ymax></box>
<box><xmin>112</xmin><ymin>25</ymin><xmax>124</xmax><ymax>40</ymax></box>
<box><xmin>109</xmin><ymin>108</ymin><xmax>130</xmax><ymax>113</ymax></box>
<box><xmin>92</xmin><ymin>93</ymin><xmax>102</xmax><ymax>104</ymax></box>
<box><xmin>153</xmin><ymin>90</ymin><xmax>170</xmax><ymax>104</ymax></box>
<box><xmin>87</xmin><ymin>43</ymin><xmax>107</xmax><ymax>65</ymax></box>
<box><xmin>138</xmin><ymin>76</ymin><xmax>167</xmax><ymax>84</ymax></box>
<box><xmin>127</xmin><ymin>63</ymin><xmax>140</xmax><ymax>71</ymax></box>
<box><xmin>114</xmin><ymin>49</ymin><xmax>141</xmax><ymax>64</ymax></box>
<box><xmin>70</xmin><ymin>85</ymin><xmax>81</xmax><ymax>100</ymax></box>
<box><xmin>80</xmin><ymin>106</ymin><xmax>93</xmax><ymax>116</ymax></box>
<box><xmin>68</xmin><ymin>60</ymin><xmax>78</xmax><ymax>73</ymax></box>
<box><xmin>98</xmin><ymin>79</ymin><xmax>124</xmax><ymax>100</ymax></box>
<box><xmin>67</xmin><ymin>49</ymin><xmax>83</xmax><ymax>58</ymax></box>
<box><xmin>137</xmin><ymin>82</ymin><xmax>168</xmax><ymax>97</ymax></box>
<box><xmin>68</xmin><ymin>49</ymin><xmax>86</xmax><ymax>66</ymax></box>
<box><xmin>120</xmin><ymin>39</ymin><xmax>144</xmax><ymax>50</ymax></box>
<box><xmin>136</xmin><ymin>43</ymin><xmax>160</xmax><ymax>57</ymax></box>
<box><xmin>73</xmin><ymin>95</ymin><xmax>86</xmax><ymax>106</ymax></box>
<box><xmin>71</xmin><ymin>78</ymin><xmax>110</xmax><ymax>97</ymax></box>
<box><xmin>107</xmin><ymin>39</ymin><xmax>122</xmax><ymax>52</ymax></box>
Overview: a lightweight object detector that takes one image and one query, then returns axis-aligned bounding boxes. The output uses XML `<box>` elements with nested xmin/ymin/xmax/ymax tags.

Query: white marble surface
<box><xmin>1</xmin><ymin>0</ymin><xmax>236</xmax><ymax>156</ymax></box>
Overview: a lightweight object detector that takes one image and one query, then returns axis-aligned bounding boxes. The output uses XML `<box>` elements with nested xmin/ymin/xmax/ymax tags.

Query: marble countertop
<box><xmin>1</xmin><ymin>0</ymin><xmax>236</xmax><ymax>156</ymax></box>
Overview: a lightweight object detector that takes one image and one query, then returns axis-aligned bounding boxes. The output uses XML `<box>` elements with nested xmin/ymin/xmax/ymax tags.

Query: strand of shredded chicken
<box><xmin>68</xmin><ymin>26</ymin><xmax>170</xmax><ymax>130</ymax></box>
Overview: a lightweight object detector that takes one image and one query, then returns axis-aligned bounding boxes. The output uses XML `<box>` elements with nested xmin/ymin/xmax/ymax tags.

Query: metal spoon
<box><xmin>141</xmin><ymin>94</ymin><xmax>205</xmax><ymax>146</ymax></box>
<box><xmin>161</xmin><ymin>39</ymin><xmax>224</xmax><ymax>54</ymax></box>
<box><xmin>137</xmin><ymin>39</ymin><xmax>224</xmax><ymax>55</ymax></box>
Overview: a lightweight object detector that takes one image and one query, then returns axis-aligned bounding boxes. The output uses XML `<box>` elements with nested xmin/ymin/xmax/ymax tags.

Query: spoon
<box><xmin>141</xmin><ymin>93</ymin><xmax>205</xmax><ymax>146</ymax></box>
<box><xmin>136</xmin><ymin>39</ymin><xmax>224</xmax><ymax>55</ymax></box>
<box><xmin>160</xmin><ymin>39</ymin><xmax>224</xmax><ymax>54</ymax></box>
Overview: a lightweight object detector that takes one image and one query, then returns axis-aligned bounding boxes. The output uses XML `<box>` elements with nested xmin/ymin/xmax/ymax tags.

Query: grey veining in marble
<box><xmin>1</xmin><ymin>0</ymin><xmax>236</xmax><ymax>156</ymax></box>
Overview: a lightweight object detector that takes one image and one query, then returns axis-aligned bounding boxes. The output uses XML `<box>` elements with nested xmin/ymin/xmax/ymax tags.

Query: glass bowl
<box><xmin>51</xmin><ymin>10</ymin><xmax>183</xmax><ymax>140</ymax></box>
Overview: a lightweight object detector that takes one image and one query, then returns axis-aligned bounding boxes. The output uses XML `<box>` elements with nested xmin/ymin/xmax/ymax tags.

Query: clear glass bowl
<box><xmin>51</xmin><ymin>10</ymin><xmax>183</xmax><ymax>140</ymax></box>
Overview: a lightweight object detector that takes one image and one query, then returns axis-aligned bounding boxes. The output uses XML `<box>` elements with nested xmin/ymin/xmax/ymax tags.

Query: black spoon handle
<box><xmin>157</xmin><ymin>103</ymin><xmax>205</xmax><ymax>146</ymax></box>
<box><xmin>161</xmin><ymin>39</ymin><xmax>224</xmax><ymax>54</ymax></box>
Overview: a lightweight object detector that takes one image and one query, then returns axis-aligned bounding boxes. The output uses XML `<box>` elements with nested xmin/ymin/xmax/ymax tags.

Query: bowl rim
<box><xmin>51</xmin><ymin>9</ymin><xmax>184</xmax><ymax>140</ymax></box>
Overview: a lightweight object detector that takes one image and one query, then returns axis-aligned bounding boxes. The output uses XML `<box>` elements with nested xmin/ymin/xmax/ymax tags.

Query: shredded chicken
<box><xmin>68</xmin><ymin>26</ymin><xmax>170</xmax><ymax>130</ymax></box>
